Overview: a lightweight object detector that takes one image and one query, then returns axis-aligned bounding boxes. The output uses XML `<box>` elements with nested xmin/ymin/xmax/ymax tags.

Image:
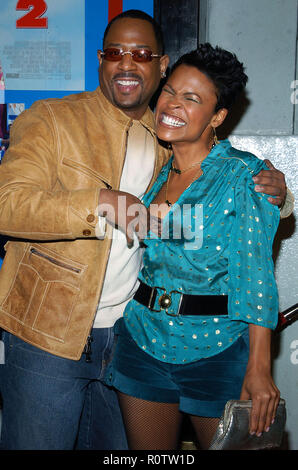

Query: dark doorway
<box><xmin>150</xmin><ymin>0</ymin><xmax>207</xmax><ymax>112</ymax></box>
<box><xmin>154</xmin><ymin>0</ymin><xmax>207</xmax><ymax>67</ymax></box>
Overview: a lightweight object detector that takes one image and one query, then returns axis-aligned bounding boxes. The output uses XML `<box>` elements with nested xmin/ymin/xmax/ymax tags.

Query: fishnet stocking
<box><xmin>118</xmin><ymin>392</ymin><xmax>219</xmax><ymax>450</ymax></box>
<box><xmin>190</xmin><ymin>415</ymin><xmax>219</xmax><ymax>450</ymax></box>
<box><xmin>118</xmin><ymin>392</ymin><xmax>183</xmax><ymax>450</ymax></box>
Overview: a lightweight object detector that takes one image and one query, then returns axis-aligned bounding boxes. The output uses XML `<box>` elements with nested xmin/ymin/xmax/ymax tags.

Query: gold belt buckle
<box><xmin>149</xmin><ymin>287</ymin><xmax>183</xmax><ymax>316</ymax></box>
<box><xmin>159</xmin><ymin>290</ymin><xmax>184</xmax><ymax>316</ymax></box>
<box><xmin>158</xmin><ymin>293</ymin><xmax>172</xmax><ymax>310</ymax></box>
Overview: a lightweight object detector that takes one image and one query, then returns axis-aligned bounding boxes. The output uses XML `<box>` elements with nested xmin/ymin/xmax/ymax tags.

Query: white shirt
<box><xmin>93</xmin><ymin>120</ymin><xmax>155</xmax><ymax>328</ymax></box>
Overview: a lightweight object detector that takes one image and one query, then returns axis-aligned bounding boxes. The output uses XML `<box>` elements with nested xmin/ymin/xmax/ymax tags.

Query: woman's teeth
<box><xmin>161</xmin><ymin>114</ymin><xmax>185</xmax><ymax>127</ymax></box>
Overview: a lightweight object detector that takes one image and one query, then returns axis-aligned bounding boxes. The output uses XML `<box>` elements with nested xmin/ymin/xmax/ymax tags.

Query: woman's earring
<box><xmin>161</xmin><ymin>71</ymin><xmax>167</xmax><ymax>78</ymax></box>
<box><xmin>212</xmin><ymin>127</ymin><xmax>219</xmax><ymax>147</ymax></box>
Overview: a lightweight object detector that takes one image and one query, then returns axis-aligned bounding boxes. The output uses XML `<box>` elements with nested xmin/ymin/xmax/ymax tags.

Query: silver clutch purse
<box><xmin>209</xmin><ymin>399</ymin><xmax>286</xmax><ymax>450</ymax></box>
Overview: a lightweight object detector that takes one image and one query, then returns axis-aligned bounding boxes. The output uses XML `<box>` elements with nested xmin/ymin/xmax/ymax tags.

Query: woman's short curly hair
<box><xmin>171</xmin><ymin>43</ymin><xmax>248</xmax><ymax>111</ymax></box>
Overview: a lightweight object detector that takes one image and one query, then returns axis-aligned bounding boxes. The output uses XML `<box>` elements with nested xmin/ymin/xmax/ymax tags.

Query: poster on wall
<box><xmin>0</xmin><ymin>0</ymin><xmax>85</xmax><ymax>92</ymax></box>
<box><xmin>0</xmin><ymin>0</ymin><xmax>153</xmax><ymax>111</ymax></box>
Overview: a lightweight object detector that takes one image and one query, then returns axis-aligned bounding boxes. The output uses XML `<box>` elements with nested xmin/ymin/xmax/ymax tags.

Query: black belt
<box><xmin>133</xmin><ymin>281</ymin><xmax>228</xmax><ymax>317</ymax></box>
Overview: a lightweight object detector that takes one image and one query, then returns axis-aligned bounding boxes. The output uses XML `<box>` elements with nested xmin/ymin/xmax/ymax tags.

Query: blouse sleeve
<box><xmin>227</xmin><ymin>166</ymin><xmax>280</xmax><ymax>330</ymax></box>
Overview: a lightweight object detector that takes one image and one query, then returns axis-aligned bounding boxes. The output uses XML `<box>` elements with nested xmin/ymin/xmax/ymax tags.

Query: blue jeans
<box><xmin>0</xmin><ymin>328</ymin><xmax>128</xmax><ymax>450</ymax></box>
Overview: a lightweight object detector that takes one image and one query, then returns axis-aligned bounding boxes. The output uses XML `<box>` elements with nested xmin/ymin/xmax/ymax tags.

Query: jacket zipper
<box><xmin>83</xmin><ymin>334</ymin><xmax>93</xmax><ymax>362</ymax></box>
<box><xmin>82</xmin><ymin>124</ymin><xmax>132</xmax><ymax>363</ymax></box>
<box><xmin>143</xmin><ymin>126</ymin><xmax>159</xmax><ymax>194</ymax></box>
<box><xmin>62</xmin><ymin>158</ymin><xmax>112</xmax><ymax>189</ymax></box>
<box><xmin>30</xmin><ymin>247</ymin><xmax>82</xmax><ymax>274</ymax></box>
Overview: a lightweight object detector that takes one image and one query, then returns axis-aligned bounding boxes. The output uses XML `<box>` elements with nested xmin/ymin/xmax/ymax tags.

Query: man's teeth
<box><xmin>116</xmin><ymin>80</ymin><xmax>139</xmax><ymax>86</ymax></box>
<box><xmin>161</xmin><ymin>114</ymin><xmax>185</xmax><ymax>127</ymax></box>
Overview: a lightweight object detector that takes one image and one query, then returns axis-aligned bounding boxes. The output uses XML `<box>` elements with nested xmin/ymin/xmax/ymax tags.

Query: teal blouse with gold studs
<box><xmin>121</xmin><ymin>139</ymin><xmax>280</xmax><ymax>364</ymax></box>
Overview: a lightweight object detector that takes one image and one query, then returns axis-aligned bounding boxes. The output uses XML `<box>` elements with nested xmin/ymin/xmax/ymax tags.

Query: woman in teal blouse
<box><xmin>105</xmin><ymin>44</ymin><xmax>281</xmax><ymax>450</ymax></box>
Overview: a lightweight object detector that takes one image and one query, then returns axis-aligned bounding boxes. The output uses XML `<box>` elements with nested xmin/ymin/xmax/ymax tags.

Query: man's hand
<box><xmin>98</xmin><ymin>188</ymin><xmax>149</xmax><ymax>246</ymax></box>
<box><xmin>253</xmin><ymin>160</ymin><xmax>287</xmax><ymax>207</ymax></box>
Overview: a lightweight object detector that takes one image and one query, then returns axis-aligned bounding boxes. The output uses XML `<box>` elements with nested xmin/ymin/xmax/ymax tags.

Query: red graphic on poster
<box><xmin>108</xmin><ymin>0</ymin><xmax>123</xmax><ymax>22</ymax></box>
<box><xmin>16</xmin><ymin>0</ymin><xmax>48</xmax><ymax>29</ymax></box>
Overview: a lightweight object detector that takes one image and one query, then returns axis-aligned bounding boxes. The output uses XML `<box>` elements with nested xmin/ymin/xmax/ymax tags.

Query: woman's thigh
<box><xmin>118</xmin><ymin>392</ymin><xmax>183</xmax><ymax>450</ymax></box>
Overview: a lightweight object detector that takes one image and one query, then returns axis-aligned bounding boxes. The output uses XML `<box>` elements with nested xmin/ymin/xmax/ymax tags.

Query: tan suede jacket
<box><xmin>0</xmin><ymin>88</ymin><xmax>169</xmax><ymax>360</ymax></box>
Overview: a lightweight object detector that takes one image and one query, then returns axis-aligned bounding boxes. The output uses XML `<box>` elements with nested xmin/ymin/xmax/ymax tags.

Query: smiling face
<box><xmin>155</xmin><ymin>64</ymin><xmax>227</xmax><ymax>146</ymax></box>
<box><xmin>98</xmin><ymin>18</ymin><xmax>169</xmax><ymax>120</ymax></box>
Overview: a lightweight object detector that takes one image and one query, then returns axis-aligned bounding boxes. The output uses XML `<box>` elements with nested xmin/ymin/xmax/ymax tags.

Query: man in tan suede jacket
<box><xmin>0</xmin><ymin>10</ymin><xmax>290</xmax><ymax>450</ymax></box>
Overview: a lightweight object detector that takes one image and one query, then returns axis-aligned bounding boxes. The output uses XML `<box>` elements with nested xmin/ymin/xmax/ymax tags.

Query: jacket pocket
<box><xmin>62</xmin><ymin>158</ymin><xmax>112</xmax><ymax>189</ymax></box>
<box><xmin>2</xmin><ymin>244</ymin><xmax>87</xmax><ymax>342</ymax></box>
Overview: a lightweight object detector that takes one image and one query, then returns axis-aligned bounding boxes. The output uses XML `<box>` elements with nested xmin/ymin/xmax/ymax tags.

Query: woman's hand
<box><xmin>240</xmin><ymin>324</ymin><xmax>280</xmax><ymax>436</ymax></box>
<box><xmin>240</xmin><ymin>367</ymin><xmax>280</xmax><ymax>436</ymax></box>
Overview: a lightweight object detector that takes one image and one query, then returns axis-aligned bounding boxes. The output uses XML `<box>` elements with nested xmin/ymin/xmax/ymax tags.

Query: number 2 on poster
<box><xmin>16</xmin><ymin>0</ymin><xmax>48</xmax><ymax>29</ymax></box>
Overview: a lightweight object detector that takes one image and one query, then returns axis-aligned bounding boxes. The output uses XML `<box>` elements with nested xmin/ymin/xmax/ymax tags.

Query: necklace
<box><xmin>165</xmin><ymin>164</ymin><xmax>203</xmax><ymax>207</ymax></box>
<box><xmin>170</xmin><ymin>159</ymin><xmax>204</xmax><ymax>175</ymax></box>
<box><xmin>165</xmin><ymin>172</ymin><xmax>172</xmax><ymax>206</ymax></box>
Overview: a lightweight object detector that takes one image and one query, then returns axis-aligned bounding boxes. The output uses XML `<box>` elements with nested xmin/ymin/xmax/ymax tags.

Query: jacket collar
<box><xmin>95</xmin><ymin>87</ymin><xmax>156</xmax><ymax>135</ymax></box>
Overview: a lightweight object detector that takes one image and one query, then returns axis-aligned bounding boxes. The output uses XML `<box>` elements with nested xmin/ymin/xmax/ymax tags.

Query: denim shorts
<box><xmin>105</xmin><ymin>319</ymin><xmax>249</xmax><ymax>418</ymax></box>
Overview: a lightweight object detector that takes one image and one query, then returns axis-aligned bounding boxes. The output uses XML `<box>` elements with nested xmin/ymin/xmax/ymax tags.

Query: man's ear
<box><xmin>97</xmin><ymin>50</ymin><xmax>103</xmax><ymax>66</ymax></box>
<box><xmin>160</xmin><ymin>54</ymin><xmax>170</xmax><ymax>77</ymax></box>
